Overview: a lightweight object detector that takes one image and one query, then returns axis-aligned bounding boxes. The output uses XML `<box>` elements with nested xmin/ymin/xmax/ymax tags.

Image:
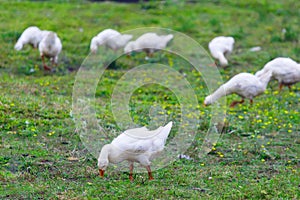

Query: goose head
<box><xmin>219</xmin><ymin>57</ymin><xmax>228</xmax><ymax>67</ymax></box>
<box><xmin>97</xmin><ymin>144</ymin><xmax>111</xmax><ymax>177</ymax></box>
<box><xmin>204</xmin><ymin>95</ymin><xmax>213</xmax><ymax>106</ymax></box>
<box><xmin>90</xmin><ymin>36</ymin><xmax>99</xmax><ymax>53</ymax></box>
<box><xmin>14</xmin><ymin>43</ymin><xmax>23</xmax><ymax>51</ymax></box>
<box><xmin>124</xmin><ymin>41</ymin><xmax>135</xmax><ymax>56</ymax></box>
<box><xmin>98</xmin><ymin>159</ymin><xmax>109</xmax><ymax>177</ymax></box>
<box><xmin>216</xmin><ymin>51</ymin><xmax>228</xmax><ymax>67</ymax></box>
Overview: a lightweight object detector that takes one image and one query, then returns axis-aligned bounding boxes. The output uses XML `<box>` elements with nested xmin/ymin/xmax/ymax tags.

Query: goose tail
<box><xmin>122</xmin><ymin>34</ymin><xmax>133</xmax><ymax>41</ymax></box>
<box><xmin>158</xmin><ymin>121</ymin><xmax>173</xmax><ymax>141</ymax></box>
<box><xmin>257</xmin><ymin>70</ymin><xmax>272</xmax><ymax>89</ymax></box>
<box><xmin>164</xmin><ymin>34</ymin><xmax>174</xmax><ymax>43</ymax></box>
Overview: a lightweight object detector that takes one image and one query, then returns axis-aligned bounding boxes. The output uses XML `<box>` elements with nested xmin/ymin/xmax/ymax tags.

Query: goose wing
<box><xmin>111</xmin><ymin>122</ymin><xmax>172</xmax><ymax>154</ymax></box>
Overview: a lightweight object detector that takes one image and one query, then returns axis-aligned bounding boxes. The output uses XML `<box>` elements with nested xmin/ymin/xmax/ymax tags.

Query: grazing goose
<box><xmin>124</xmin><ymin>32</ymin><xmax>174</xmax><ymax>57</ymax></box>
<box><xmin>90</xmin><ymin>29</ymin><xmax>132</xmax><ymax>53</ymax></box>
<box><xmin>204</xmin><ymin>72</ymin><xmax>272</xmax><ymax>107</ymax></box>
<box><xmin>14</xmin><ymin>26</ymin><xmax>49</xmax><ymax>50</ymax></box>
<box><xmin>38</xmin><ymin>31</ymin><xmax>62</xmax><ymax>71</ymax></box>
<box><xmin>208</xmin><ymin>36</ymin><xmax>235</xmax><ymax>67</ymax></box>
<box><xmin>255</xmin><ymin>57</ymin><xmax>300</xmax><ymax>91</ymax></box>
<box><xmin>98</xmin><ymin>121</ymin><xmax>173</xmax><ymax>181</ymax></box>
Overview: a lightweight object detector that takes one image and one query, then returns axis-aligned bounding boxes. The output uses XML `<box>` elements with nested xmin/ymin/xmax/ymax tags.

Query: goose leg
<box><xmin>279</xmin><ymin>83</ymin><xmax>284</xmax><ymax>92</ymax></box>
<box><xmin>229</xmin><ymin>99</ymin><xmax>245</xmax><ymax>108</ymax></box>
<box><xmin>41</xmin><ymin>55</ymin><xmax>51</xmax><ymax>71</ymax></box>
<box><xmin>250</xmin><ymin>99</ymin><xmax>253</xmax><ymax>105</ymax></box>
<box><xmin>145</xmin><ymin>50</ymin><xmax>154</xmax><ymax>59</ymax></box>
<box><xmin>279</xmin><ymin>83</ymin><xmax>292</xmax><ymax>91</ymax></box>
<box><xmin>99</xmin><ymin>169</ymin><xmax>105</xmax><ymax>177</ymax></box>
<box><xmin>129</xmin><ymin>162</ymin><xmax>134</xmax><ymax>181</ymax></box>
<box><xmin>145</xmin><ymin>165</ymin><xmax>154</xmax><ymax>180</ymax></box>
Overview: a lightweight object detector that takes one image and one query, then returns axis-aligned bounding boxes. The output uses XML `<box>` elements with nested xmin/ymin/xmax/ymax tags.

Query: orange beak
<box><xmin>99</xmin><ymin>169</ymin><xmax>105</xmax><ymax>177</ymax></box>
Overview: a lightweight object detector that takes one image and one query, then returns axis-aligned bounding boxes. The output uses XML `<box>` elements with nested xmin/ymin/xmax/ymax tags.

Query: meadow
<box><xmin>0</xmin><ymin>0</ymin><xmax>299</xmax><ymax>199</ymax></box>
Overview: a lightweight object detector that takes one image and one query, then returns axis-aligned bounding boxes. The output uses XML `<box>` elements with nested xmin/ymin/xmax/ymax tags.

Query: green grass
<box><xmin>1</xmin><ymin>0</ymin><xmax>300</xmax><ymax>199</ymax></box>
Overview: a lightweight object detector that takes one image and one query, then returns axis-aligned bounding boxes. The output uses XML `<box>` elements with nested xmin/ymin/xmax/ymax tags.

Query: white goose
<box><xmin>38</xmin><ymin>31</ymin><xmax>62</xmax><ymax>71</ymax></box>
<box><xmin>98</xmin><ymin>121</ymin><xmax>173</xmax><ymax>181</ymax></box>
<box><xmin>14</xmin><ymin>26</ymin><xmax>50</xmax><ymax>51</ymax></box>
<box><xmin>90</xmin><ymin>29</ymin><xmax>132</xmax><ymax>53</ymax></box>
<box><xmin>208</xmin><ymin>36</ymin><xmax>235</xmax><ymax>67</ymax></box>
<box><xmin>204</xmin><ymin>72</ymin><xmax>272</xmax><ymax>107</ymax></box>
<box><xmin>255</xmin><ymin>57</ymin><xmax>300</xmax><ymax>91</ymax></box>
<box><xmin>124</xmin><ymin>32</ymin><xmax>174</xmax><ymax>57</ymax></box>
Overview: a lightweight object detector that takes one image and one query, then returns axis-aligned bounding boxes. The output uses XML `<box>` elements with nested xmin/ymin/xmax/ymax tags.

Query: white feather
<box><xmin>255</xmin><ymin>57</ymin><xmax>300</xmax><ymax>88</ymax></box>
<box><xmin>38</xmin><ymin>31</ymin><xmax>62</xmax><ymax>64</ymax></box>
<box><xmin>204</xmin><ymin>72</ymin><xmax>271</xmax><ymax>106</ymax></box>
<box><xmin>208</xmin><ymin>36</ymin><xmax>235</xmax><ymax>67</ymax></box>
<box><xmin>90</xmin><ymin>29</ymin><xmax>132</xmax><ymax>53</ymax></box>
<box><xmin>124</xmin><ymin>32</ymin><xmax>174</xmax><ymax>55</ymax></box>
<box><xmin>15</xmin><ymin>26</ymin><xmax>50</xmax><ymax>51</ymax></box>
<box><xmin>98</xmin><ymin>122</ymin><xmax>173</xmax><ymax>173</ymax></box>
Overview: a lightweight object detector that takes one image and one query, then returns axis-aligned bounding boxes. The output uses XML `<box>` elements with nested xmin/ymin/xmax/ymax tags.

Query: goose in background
<box><xmin>255</xmin><ymin>57</ymin><xmax>300</xmax><ymax>91</ymax></box>
<box><xmin>124</xmin><ymin>32</ymin><xmax>174</xmax><ymax>57</ymax></box>
<box><xmin>98</xmin><ymin>121</ymin><xmax>173</xmax><ymax>181</ymax></box>
<box><xmin>204</xmin><ymin>72</ymin><xmax>272</xmax><ymax>107</ymax></box>
<box><xmin>90</xmin><ymin>29</ymin><xmax>132</xmax><ymax>53</ymax></box>
<box><xmin>38</xmin><ymin>31</ymin><xmax>62</xmax><ymax>71</ymax></box>
<box><xmin>208</xmin><ymin>36</ymin><xmax>235</xmax><ymax>67</ymax></box>
<box><xmin>14</xmin><ymin>26</ymin><xmax>49</xmax><ymax>51</ymax></box>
